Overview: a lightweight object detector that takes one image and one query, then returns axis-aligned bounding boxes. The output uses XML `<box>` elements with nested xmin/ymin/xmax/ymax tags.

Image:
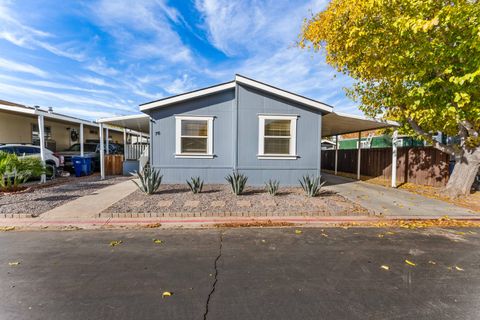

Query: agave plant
<box><xmin>299</xmin><ymin>175</ymin><xmax>326</xmax><ymax>197</ymax></box>
<box><xmin>133</xmin><ymin>167</ymin><xmax>163</xmax><ymax>195</ymax></box>
<box><xmin>225</xmin><ymin>171</ymin><xmax>248</xmax><ymax>195</ymax></box>
<box><xmin>265</xmin><ymin>179</ymin><xmax>280</xmax><ymax>196</ymax></box>
<box><xmin>187</xmin><ymin>176</ymin><xmax>204</xmax><ymax>194</ymax></box>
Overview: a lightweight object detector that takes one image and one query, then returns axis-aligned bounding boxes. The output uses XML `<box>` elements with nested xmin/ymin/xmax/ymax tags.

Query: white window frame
<box><xmin>175</xmin><ymin>115</ymin><xmax>214</xmax><ymax>159</ymax></box>
<box><xmin>258</xmin><ymin>115</ymin><xmax>298</xmax><ymax>160</ymax></box>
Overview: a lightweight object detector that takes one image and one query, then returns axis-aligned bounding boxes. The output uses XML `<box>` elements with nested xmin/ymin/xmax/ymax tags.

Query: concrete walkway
<box><xmin>41</xmin><ymin>179</ymin><xmax>137</xmax><ymax>219</ymax></box>
<box><xmin>323</xmin><ymin>173</ymin><xmax>477</xmax><ymax>217</ymax></box>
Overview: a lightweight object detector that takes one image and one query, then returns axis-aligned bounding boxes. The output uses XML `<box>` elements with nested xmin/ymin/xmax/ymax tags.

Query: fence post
<box><xmin>335</xmin><ymin>135</ymin><xmax>338</xmax><ymax>175</ymax></box>
<box><xmin>357</xmin><ymin>132</ymin><xmax>361</xmax><ymax>180</ymax></box>
<box><xmin>391</xmin><ymin>130</ymin><xmax>398</xmax><ymax>188</ymax></box>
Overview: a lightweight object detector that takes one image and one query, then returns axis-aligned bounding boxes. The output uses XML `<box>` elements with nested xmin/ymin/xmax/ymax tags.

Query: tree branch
<box><xmin>460</xmin><ymin>120</ymin><xmax>479</xmax><ymax>138</ymax></box>
<box><xmin>406</xmin><ymin>118</ymin><xmax>456</xmax><ymax>156</ymax></box>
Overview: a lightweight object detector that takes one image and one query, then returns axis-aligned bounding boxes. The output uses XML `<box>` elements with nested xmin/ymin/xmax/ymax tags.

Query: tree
<box><xmin>299</xmin><ymin>0</ymin><xmax>480</xmax><ymax>197</ymax></box>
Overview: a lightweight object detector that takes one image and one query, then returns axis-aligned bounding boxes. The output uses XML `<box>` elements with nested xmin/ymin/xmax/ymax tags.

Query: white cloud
<box><xmin>0</xmin><ymin>74</ymin><xmax>111</xmax><ymax>94</ymax></box>
<box><xmin>77</xmin><ymin>75</ymin><xmax>118</xmax><ymax>88</ymax></box>
<box><xmin>0</xmin><ymin>2</ymin><xmax>86</xmax><ymax>61</ymax></box>
<box><xmin>195</xmin><ymin>0</ymin><xmax>327</xmax><ymax>56</ymax></box>
<box><xmin>0</xmin><ymin>57</ymin><xmax>48</xmax><ymax>77</ymax></box>
<box><xmin>89</xmin><ymin>0</ymin><xmax>193</xmax><ymax>63</ymax></box>
<box><xmin>0</xmin><ymin>81</ymin><xmax>134</xmax><ymax>112</ymax></box>
<box><xmin>164</xmin><ymin>74</ymin><xmax>195</xmax><ymax>95</ymax></box>
<box><xmin>85</xmin><ymin>58</ymin><xmax>120</xmax><ymax>77</ymax></box>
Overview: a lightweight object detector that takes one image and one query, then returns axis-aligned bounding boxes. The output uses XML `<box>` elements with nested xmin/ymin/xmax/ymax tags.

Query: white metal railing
<box><xmin>125</xmin><ymin>144</ymin><xmax>148</xmax><ymax>160</ymax></box>
<box><xmin>138</xmin><ymin>147</ymin><xmax>149</xmax><ymax>173</ymax></box>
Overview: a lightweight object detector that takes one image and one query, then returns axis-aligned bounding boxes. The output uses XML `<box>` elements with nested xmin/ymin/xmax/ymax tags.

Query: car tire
<box><xmin>45</xmin><ymin>162</ymin><xmax>56</xmax><ymax>180</ymax></box>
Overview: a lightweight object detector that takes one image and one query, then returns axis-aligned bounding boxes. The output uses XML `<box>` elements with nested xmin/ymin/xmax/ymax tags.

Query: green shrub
<box><xmin>265</xmin><ymin>179</ymin><xmax>280</xmax><ymax>196</ymax></box>
<box><xmin>0</xmin><ymin>151</ymin><xmax>45</xmax><ymax>191</ymax></box>
<box><xmin>225</xmin><ymin>171</ymin><xmax>248</xmax><ymax>195</ymax></box>
<box><xmin>187</xmin><ymin>176</ymin><xmax>204</xmax><ymax>194</ymax></box>
<box><xmin>299</xmin><ymin>175</ymin><xmax>326</xmax><ymax>197</ymax></box>
<box><xmin>133</xmin><ymin>167</ymin><xmax>163</xmax><ymax>195</ymax></box>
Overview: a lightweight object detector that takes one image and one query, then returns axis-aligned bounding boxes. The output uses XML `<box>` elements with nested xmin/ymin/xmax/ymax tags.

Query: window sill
<box><xmin>257</xmin><ymin>155</ymin><xmax>299</xmax><ymax>160</ymax></box>
<box><xmin>175</xmin><ymin>154</ymin><xmax>215</xmax><ymax>159</ymax></box>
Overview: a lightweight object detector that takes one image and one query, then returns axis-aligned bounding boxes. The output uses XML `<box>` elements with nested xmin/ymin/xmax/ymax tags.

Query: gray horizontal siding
<box><xmin>147</xmin><ymin>84</ymin><xmax>322</xmax><ymax>186</ymax></box>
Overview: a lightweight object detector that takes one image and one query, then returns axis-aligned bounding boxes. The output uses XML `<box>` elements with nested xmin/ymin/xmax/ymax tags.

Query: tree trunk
<box><xmin>444</xmin><ymin>148</ymin><xmax>480</xmax><ymax>198</ymax></box>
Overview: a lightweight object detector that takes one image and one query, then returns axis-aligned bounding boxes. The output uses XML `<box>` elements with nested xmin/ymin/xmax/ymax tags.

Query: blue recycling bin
<box><xmin>72</xmin><ymin>156</ymin><xmax>92</xmax><ymax>177</ymax></box>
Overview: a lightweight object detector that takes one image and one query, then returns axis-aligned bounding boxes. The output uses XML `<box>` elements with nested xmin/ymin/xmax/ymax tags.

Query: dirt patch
<box><xmin>103</xmin><ymin>184</ymin><xmax>368</xmax><ymax>217</ymax></box>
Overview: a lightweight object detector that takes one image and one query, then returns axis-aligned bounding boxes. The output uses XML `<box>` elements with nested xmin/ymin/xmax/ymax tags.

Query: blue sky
<box><xmin>0</xmin><ymin>0</ymin><xmax>358</xmax><ymax>120</ymax></box>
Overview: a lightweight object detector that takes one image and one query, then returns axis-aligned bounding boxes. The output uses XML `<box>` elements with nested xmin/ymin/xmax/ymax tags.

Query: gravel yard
<box><xmin>0</xmin><ymin>175</ymin><xmax>131</xmax><ymax>216</ymax></box>
<box><xmin>103</xmin><ymin>184</ymin><xmax>369</xmax><ymax>217</ymax></box>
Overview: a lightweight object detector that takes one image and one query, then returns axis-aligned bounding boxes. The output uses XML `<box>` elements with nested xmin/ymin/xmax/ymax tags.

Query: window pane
<box><xmin>264</xmin><ymin>138</ymin><xmax>290</xmax><ymax>154</ymax></box>
<box><xmin>181</xmin><ymin>120</ymin><xmax>208</xmax><ymax>136</ymax></box>
<box><xmin>181</xmin><ymin>137</ymin><xmax>207</xmax><ymax>153</ymax></box>
<box><xmin>265</xmin><ymin>119</ymin><xmax>290</xmax><ymax>137</ymax></box>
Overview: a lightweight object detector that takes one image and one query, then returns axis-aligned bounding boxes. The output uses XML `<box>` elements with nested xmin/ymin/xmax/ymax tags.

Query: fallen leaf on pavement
<box><xmin>145</xmin><ymin>223</ymin><xmax>161</xmax><ymax>228</ymax></box>
<box><xmin>109</xmin><ymin>240</ymin><xmax>123</xmax><ymax>247</ymax></box>
<box><xmin>162</xmin><ymin>291</ymin><xmax>173</xmax><ymax>298</ymax></box>
<box><xmin>405</xmin><ymin>259</ymin><xmax>416</xmax><ymax>266</ymax></box>
<box><xmin>378</xmin><ymin>234</ymin><xmax>384</xmax><ymax>238</ymax></box>
<box><xmin>385</xmin><ymin>232</ymin><xmax>395</xmax><ymax>235</ymax></box>
<box><xmin>455</xmin><ymin>266</ymin><xmax>464</xmax><ymax>271</ymax></box>
<box><xmin>428</xmin><ymin>260</ymin><xmax>436</xmax><ymax>265</ymax></box>
<box><xmin>295</xmin><ymin>230</ymin><xmax>302</xmax><ymax>234</ymax></box>
<box><xmin>321</xmin><ymin>233</ymin><xmax>328</xmax><ymax>238</ymax></box>
<box><xmin>153</xmin><ymin>239</ymin><xmax>162</xmax><ymax>244</ymax></box>
<box><xmin>0</xmin><ymin>226</ymin><xmax>15</xmax><ymax>232</ymax></box>
<box><xmin>380</xmin><ymin>265</ymin><xmax>390</xmax><ymax>270</ymax></box>
<box><xmin>8</xmin><ymin>261</ymin><xmax>20</xmax><ymax>266</ymax></box>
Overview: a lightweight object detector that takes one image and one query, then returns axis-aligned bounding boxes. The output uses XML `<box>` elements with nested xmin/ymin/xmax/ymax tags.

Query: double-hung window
<box><xmin>258</xmin><ymin>115</ymin><xmax>298</xmax><ymax>159</ymax></box>
<box><xmin>175</xmin><ymin>116</ymin><xmax>214</xmax><ymax>158</ymax></box>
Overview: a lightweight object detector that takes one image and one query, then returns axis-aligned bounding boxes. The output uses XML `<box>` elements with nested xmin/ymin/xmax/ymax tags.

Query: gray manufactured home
<box><xmin>140</xmin><ymin>75</ymin><xmax>331</xmax><ymax>185</ymax></box>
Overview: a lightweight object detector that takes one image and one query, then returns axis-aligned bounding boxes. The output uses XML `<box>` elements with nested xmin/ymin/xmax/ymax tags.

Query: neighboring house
<box><xmin>0</xmin><ymin>100</ymin><xmax>130</xmax><ymax>151</ymax></box>
<box><xmin>338</xmin><ymin>132</ymin><xmax>445</xmax><ymax>150</ymax></box>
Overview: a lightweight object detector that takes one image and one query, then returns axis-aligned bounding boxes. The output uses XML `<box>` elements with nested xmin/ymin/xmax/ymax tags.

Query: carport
<box><xmin>0</xmin><ymin>101</ymin><xmax>147</xmax><ymax>183</ymax></box>
<box><xmin>97</xmin><ymin>114</ymin><xmax>150</xmax><ymax>180</ymax></box>
<box><xmin>322</xmin><ymin>112</ymin><xmax>399</xmax><ymax>187</ymax></box>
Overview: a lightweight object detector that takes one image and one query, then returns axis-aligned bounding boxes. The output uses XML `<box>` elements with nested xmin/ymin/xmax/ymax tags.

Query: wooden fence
<box><xmin>321</xmin><ymin>147</ymin><xmax>450</xmax><ymax>187</ymax></box>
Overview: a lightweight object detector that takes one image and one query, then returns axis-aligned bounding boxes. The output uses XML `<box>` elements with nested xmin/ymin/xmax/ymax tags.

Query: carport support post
<box><xmin>357</xmin><ymin>132</ymin><xmax>361</xmax><ymax>180</ymax></box>
<box><xmin>80</xmin><ymin>123</ymin><xmax>84</xmax><ymax>157</ymax></box>
<box><xmin>391</xmin><ymin>129</ymin><xmax>398</xmax><ymax>188</ymax></box>
<box><xmin>105</xmin><ymin>127</ymin><xmax>109</xmax><ymax>155</ymax></box>
<box><xmin>123</xmin><ymin>128</ymin><xmax>127</xmax><ymax>159</ymax></box>
<box><xmin>335</xmin><ymin>135</ymin><xmax>338</xmax><ymax>175</ymax></box>
<box><xmin>38</xmin><ymin>115</ymin><xmax>46</xmax><ymax>183</ymax></box>
<box><xmin>99</xmin><ymin>124</ymin><xmax>105</xmax><ymax>180</ymax></box>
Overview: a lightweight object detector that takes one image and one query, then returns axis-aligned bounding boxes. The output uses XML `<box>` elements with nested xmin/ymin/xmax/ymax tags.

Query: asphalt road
<box><xmin>1</xmin><ymin>227</ymin><xmax>480</xmax><ymax>320</ymax></box>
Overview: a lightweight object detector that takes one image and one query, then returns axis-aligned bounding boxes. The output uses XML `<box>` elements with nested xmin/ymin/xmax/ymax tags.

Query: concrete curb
<box><xmin>1</xmin><ymin>214</ymin><xmax>480</xmax><ymax>230</ymax></box>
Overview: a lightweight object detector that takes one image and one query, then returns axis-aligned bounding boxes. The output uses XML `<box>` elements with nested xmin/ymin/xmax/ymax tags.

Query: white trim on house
<box><xmin>257</xmin><ymin>115</ymin><xmax>298</xmax><ymax>160</ymax></box>
<box><xmin>139</xmin><ymin>75</ymin><xmax>334</xmax><ymax>113</ymax></box>
<box><xmin>140</xmin><ymin>82</ymin><xmax>236</xmax><ymax>111</ymax></box>
<box><xmin>175</xmin><ymin>115</ymin><xmax>214</xmax><ymax>159</ymax></box>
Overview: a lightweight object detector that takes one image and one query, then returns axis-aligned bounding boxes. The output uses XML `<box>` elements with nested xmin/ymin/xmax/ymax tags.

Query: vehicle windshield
<box><xmin>67</xmin><ymin>144</ymin><xmax>97</xmax><ymax>152</ymax></box>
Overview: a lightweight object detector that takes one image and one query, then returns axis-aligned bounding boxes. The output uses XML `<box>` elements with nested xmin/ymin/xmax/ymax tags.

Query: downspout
<box><xmin>318</xmin><ymin>112</ymin><xmax>322</xmax><ymax>178</ymax></box>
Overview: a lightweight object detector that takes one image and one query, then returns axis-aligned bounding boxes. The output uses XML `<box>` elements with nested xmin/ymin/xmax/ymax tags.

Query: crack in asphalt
<box><xmin>203</xmin><ymin>231</ymin><xmax>223</xmax><ymax>320</ymax></box>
